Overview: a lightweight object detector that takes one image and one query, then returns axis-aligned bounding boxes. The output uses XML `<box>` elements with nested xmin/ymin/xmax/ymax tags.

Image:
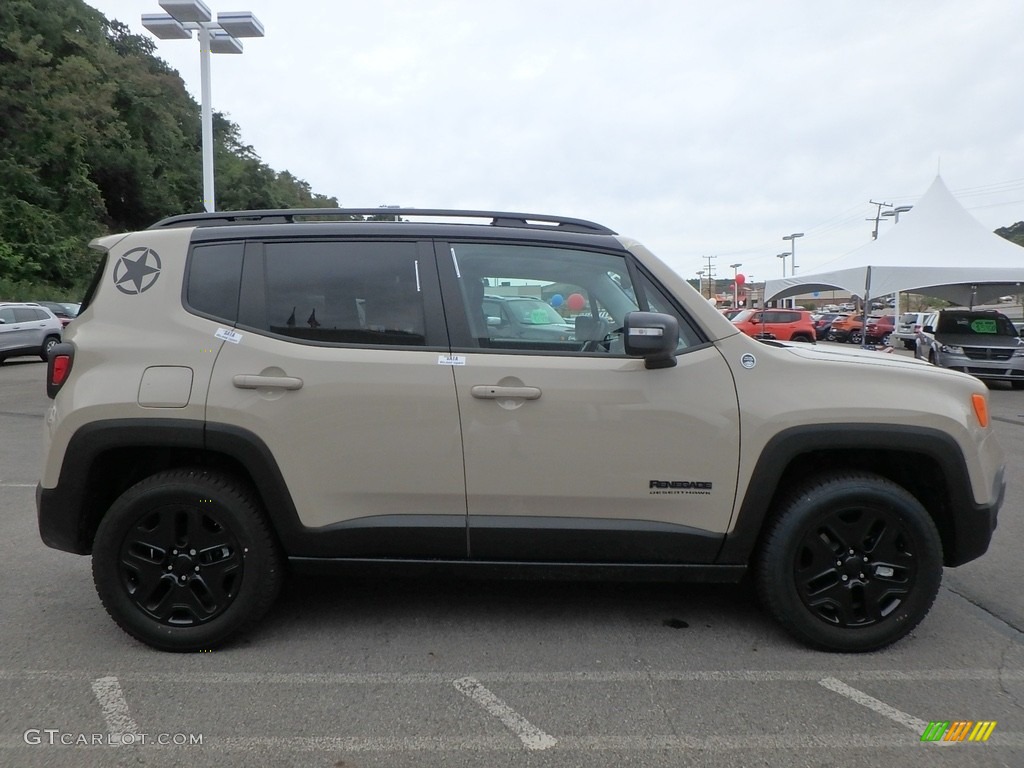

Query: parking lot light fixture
<box><xmin>142</xmin><ymin>2</ymin><xmax>265</xmax><ymax>212</ymax></box>
<box><xmin>882</xmin><ymin>205</ymin><xmax>914</xmax><ymax>225</ymax></box>
<box><xmin>782</xmin><ymin>233</ymin><xmax>804</xmax><ymax>274</ymax></box>
<box><xmin>776</xmin><ymin>252</ymin><xmax>789</xmax><ymax>277</ymax></box>
<box><xmin>730</xmin><ymin>263</ymin><xmax>742</xmax><ymax>308</ymax></box>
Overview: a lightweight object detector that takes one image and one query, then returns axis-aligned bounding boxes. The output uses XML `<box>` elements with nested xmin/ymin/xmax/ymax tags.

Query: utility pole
<box><xmin>867</xmin><ymin>200</ymin><xmax>892</xmax><ymax>240</ymax></box>
<box><xmin>703</xmin><ymin>255</ymin><xmax>717</xmax><ymax>299</ymax></box>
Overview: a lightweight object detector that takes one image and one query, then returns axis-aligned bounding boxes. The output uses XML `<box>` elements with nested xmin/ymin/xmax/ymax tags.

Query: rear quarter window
<box><xmin>186</xmin><ymin>242</ymin><xmax>244</xmax><ymax>323</ymax></box>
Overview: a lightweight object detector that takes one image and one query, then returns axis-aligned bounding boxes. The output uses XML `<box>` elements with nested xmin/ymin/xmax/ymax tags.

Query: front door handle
<box><xmin>232</xmin><ymin>374</ymin><xmax>304</xmax><ymax>390</ymax></box>
<box><xmin>471</xmin><ymin>385</ymin><xmax>541</xmax><ymax>400</ymax></box>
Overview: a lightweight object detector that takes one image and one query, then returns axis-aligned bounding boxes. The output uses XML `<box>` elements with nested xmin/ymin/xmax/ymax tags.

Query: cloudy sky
<box><xmin>86</xmin><ymin>0</ymin><xmax>1024</xmax><ymax>283</ymax></box>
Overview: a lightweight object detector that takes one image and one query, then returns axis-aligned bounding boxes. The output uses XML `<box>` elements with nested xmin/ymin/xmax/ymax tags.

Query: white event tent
<box><xmin>764</xmin><ymin>176</ymin><xmax>1024</xmax><ymax>308</ymax></box>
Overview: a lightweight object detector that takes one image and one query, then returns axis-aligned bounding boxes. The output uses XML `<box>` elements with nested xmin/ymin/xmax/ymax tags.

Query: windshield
<box><xmin>936</xmin><ymin>313</ymin><xmax>1017</xmax><ymax>336</ymax></box>
<box><xmin>731</xmin><ymin>310</ymin><xmax>756</xmax><ymax>323</ymax></box>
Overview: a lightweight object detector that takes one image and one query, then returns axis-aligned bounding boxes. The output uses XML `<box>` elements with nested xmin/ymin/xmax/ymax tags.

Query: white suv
<box><xmin>0</xmin><ymin>302</ymin><xmax>63</xmax><ymax>364</ymax></box>
<box><xmin>37</xmin><ymin>209</ymin><xmax>1004</xmax><ymax>653</ymax></box>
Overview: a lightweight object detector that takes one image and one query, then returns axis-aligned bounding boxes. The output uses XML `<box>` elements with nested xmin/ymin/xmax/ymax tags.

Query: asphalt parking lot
<box><xmin>1</xmin><ymin>348</ymin><xmax>1022</xmax><ymax>768</ymax></box>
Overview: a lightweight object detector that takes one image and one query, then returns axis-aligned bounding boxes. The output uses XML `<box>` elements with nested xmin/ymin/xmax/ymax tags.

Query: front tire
<box><xmin>92</xmin><ymin>468</ymin><xmax>283</xmax><ymax>652</ymax></box>
<box><xmin>755</xmin><ymin>472</ymin><xmax>942</xmax><ymax>652</ymax></box>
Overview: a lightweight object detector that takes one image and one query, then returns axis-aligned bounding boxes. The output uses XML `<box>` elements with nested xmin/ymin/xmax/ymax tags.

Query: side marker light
<box><xmin>971</xmin><ymin>393</ymin><xmax>989</xmax><ymax>428</ymax></box>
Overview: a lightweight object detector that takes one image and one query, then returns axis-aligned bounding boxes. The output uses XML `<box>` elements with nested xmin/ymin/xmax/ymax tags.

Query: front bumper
<box><xmin>946</xmin><ymin>465</ymin><xmax>1004</xmax><ymax>567</ymax></box>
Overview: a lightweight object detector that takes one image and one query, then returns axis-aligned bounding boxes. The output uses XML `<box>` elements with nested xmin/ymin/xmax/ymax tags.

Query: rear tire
<box><xmin>755</xmin><ymin>472</ymin><xmax>942</xmax><ymax>652</ymax></box>
<box><xmin>849</xmin><ymin>330</ymin><xmax>862</xmax><ymax>344</ymax></box>
<box><xmin>92</xmin><ymin>468</ymin><xmax>283</xmax><ymax>652</ymax></box>
<box><xmin>40</xmin><ymin>335</ymin><xmax>60</xmax><ymax>361</ymax></box>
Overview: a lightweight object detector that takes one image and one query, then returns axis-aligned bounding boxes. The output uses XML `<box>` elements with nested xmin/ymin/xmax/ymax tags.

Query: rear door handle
<box><xmin>471</xmin><ymin>385</ymin><xmax>541</xmax><ymax>400</ymax></box>
<box><xmin>232</xmin><ymin>374</ymin><xmax>304</xmax><ymax>390</ymax></box>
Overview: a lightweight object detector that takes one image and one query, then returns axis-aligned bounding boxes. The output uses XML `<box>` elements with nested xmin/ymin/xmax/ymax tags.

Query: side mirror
<box><xmin>486</xmin><ymin>316</ymin><xmax>501</xmax><ymax>327</ymax></box>
<box><xmin>922</xmin><ymin>325</ymin><xmax>933</xmax><ymax>334</ymax></box>
<box><xmin>623</xmin><ymin>311</ymin><xmax>679</xmax><ymax>369</ymax></box>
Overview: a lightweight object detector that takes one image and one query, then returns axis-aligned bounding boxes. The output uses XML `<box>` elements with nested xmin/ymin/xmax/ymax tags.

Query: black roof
<box><xmin>149</xmin><ymin>208</ymin><xmax>617</xmax><ymax>236</ymax></box>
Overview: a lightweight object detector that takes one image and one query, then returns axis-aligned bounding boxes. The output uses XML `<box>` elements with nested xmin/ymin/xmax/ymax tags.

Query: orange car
<box><xmin>826</xmin><ymin>313</ymin><xmax>864</xmax><ymax>343</ymax></box>
<box><xmin>731</xmin><ymin>309</ymin><xmax>816</xmax><ymax>343</ymax></box>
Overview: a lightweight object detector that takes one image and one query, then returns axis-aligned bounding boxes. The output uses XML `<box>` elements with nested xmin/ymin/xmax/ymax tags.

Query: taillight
<box><xmin>46</xmin><ymin>343</ymin><xmax>74</xmax><ymax>399</ymax></box>
<box><xmin>52</xmin><ymin>356</ymin><xmax>70</xmax><ymax>385</ymax></box>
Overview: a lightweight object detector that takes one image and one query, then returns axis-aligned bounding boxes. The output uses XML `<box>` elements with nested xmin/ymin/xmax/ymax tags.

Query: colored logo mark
<box><xmin>920</xmin><ymin>720</ymin><xmax>996</xmax><ymax>742</ymax></box>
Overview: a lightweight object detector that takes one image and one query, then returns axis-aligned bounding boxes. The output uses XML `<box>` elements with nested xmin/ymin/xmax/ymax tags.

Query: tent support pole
<box><xmin>861</xmin><ymin>267</ymin><xmax>871</xmax><ymax>349</ymax></box>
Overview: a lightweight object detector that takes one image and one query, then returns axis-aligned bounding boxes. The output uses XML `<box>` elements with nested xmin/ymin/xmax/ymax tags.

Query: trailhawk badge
<box><xmin>113</xmin><ymin>247</ymin><xmax>162</xmax><ymax>295</ymax></box>
<box><xmin>649</xmin><ymin>480</ymin><xmax>712</xmax><ymax>495</ymax></box>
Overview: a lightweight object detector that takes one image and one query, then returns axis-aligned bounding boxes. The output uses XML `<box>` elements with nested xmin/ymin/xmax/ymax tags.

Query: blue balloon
<box><xmin>550</xmin><ymin>294</ymin><xmax>564</xmax><ymax>307</ymax></box>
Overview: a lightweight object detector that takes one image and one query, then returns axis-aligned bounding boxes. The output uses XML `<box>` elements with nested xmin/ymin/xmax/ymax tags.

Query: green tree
<box><xmin>996</xmin><ymin>222</ymin><xmax>1024</xmax><ymax>248</ymax></box>
<box><xmin>1</xmin><ymin>0</ymin><xmax>342</xmax><ymax>295</ymax></box>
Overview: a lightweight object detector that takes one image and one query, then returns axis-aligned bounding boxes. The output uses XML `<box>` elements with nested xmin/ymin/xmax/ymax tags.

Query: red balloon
<box><xmin>735</xmin><ymin>274</ymin><xmax>746</xmax><ymax>286</ymax></box>
<box><xmin>566</xmin><ymin>293</ymin><xmax>586</xmax><ymax>312</ymax></box>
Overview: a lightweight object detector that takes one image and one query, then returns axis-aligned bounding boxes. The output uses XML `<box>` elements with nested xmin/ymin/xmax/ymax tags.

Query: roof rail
<box><xmin>148</xmin><ymin>208</ymin><xmax>617</xmax><ymax>234</ymax></box>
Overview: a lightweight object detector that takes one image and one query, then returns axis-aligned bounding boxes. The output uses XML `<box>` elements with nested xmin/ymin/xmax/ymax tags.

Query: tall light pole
<box><xmin>776</xmin><ymin>253</ymin><xmax>789</xmax><ymax>309</ymax></box>
<box><xmin>730</xmin><ymin>263</ymin><xmax>742</xmax><ymax>308</ymax></box>
<box><xmin>782</xmin><ymin>233</ymin><xmax>804</xmax><ymax>308</ymax></box>
<box><xmin>143</xmin><ymin>1</ymin><xmax>265</xmax><ymax>212</ymax></box>
<box><xmin>782</xmin><ymin>233</ymin><xmax>804</xmax><ymax>275</ymax></box>
<box><xmin>879</xmin><ymin>206</ymin><xmax>912</xmax><ymax>327</ymax></box>
<box><xmin>776</xmin><ymin>252</ymin><xmax>789</xmax><ymax>277</ymax></box>
<box><xmin>696</xmin><ymin>270</ymin><xmax>705</xmax><ymax>298</ymax></box>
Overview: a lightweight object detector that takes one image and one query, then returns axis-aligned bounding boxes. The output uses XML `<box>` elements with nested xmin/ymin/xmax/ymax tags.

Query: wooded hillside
<box><xmin>0</xmin><ymin>0</ymin><xmax>337</xmax><ymax>295</ymax></box>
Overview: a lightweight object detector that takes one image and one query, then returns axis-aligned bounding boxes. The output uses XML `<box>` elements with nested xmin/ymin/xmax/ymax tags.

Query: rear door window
<box><xmin>238</xmin><ymin>239</ymin><xmax>446</xmax><ymax>348</ymax></box>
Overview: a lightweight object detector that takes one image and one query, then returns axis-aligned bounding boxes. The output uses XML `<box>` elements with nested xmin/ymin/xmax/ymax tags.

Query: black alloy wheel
<box><xmin>756</xmin><ymin>472</ymin><xmax>942</xmax><ymax>652</ymax></box>
<box><xmin>40</xmin><ymin>335</ymin><xmax>60</xmax><ymax>361</ymax></box>
<box><xmin>92</xmin><ymin>469</ymin><xmax>282</xmax><ymax>652</ymax></box>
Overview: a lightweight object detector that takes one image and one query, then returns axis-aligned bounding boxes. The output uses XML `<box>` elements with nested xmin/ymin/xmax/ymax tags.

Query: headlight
<box><xmin>940</xmin><ymin>344</ymin><xmax>964</xmax><ymax>354</ymax></box>
<box><xmin>1012</xmin><ymin>349</ymin><xmax>1024</xmax><ymax>358</ymax></box>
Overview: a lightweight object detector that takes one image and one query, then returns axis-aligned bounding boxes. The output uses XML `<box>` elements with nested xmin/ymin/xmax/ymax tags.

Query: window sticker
<box><xmin>970</xmin><ymin>319</ymin><xmax>998</xmax><ymax>334</ymax></box>
<box><xmin>529</xmin><ymin>309</ymin><xmax>549</xmax><ymax>325</ymax></box>
<box><xmin>215</xmin><ymin>328</ymin><xmax>242</xmax><ymax>344</ymax></box>
<box><xmin>438</xmin><ymin>355</ymin><xmax>466</xmax><ymax>366</ymax></box>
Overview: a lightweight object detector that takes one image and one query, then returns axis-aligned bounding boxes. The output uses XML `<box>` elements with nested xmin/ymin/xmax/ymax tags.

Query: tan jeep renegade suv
<box><xmin>38</xmin><ymin>209</ymin><xmax>1004</xmax><ymax>653</ymax></box>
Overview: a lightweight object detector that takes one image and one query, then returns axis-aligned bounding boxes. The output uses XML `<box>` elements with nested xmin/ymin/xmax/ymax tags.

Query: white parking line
<box><xmin>91</xmin><ymin>676</ymin><xmax>140</xmax><ymax>747</ymax></box>
<box><xmin>819</xmin><ymin>676</ymin><xmax>927</xmax><ymax>732</ymax></box>
<box><xmin>0</xmin><ymin>482</ymin><xmax>35</xmax><ymax>487</ymax></box>
<box><xmin>4</xmin><ymin>668</ymin><xmax>1024</xmax><ymax>684</ymax></box>
<box><xmin>453</xmin><ymin>677</ymin><xmax>557</xmax><ymax>751</ymax></box>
